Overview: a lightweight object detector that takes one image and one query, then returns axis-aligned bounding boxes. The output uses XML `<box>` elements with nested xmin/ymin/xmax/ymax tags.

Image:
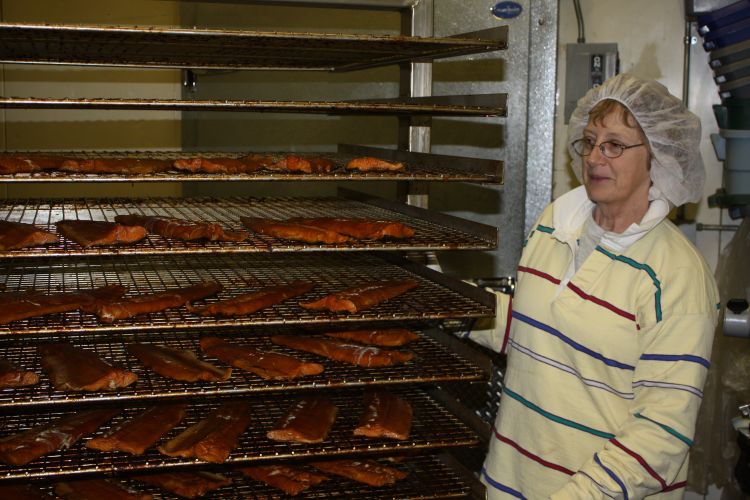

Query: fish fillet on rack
<box><xmin>158</xmin><ymin>401</ymin><xmax>251</xmax><ymax>463</ymax></box>
<box><xmin>287</xmin><ymin>217</ymin><xmax>415</xmax><ymax>240</ymax></box>
<box><xmin>54</xmin><ymin>478</ymin><xmax>153</xmax><ymax>500</ymax></box>
<box><xmin>0</xmin><ymin>284</ymin><xmax>126</xmax><ymax>325</ymax></box>
<box><xmin>0</xmin><ymin>154</ymin><xmax>72</xmax><ymax>174</ymax></box>
<box><xmin>127</xmin><ymin>343</ymin><xmax>231</xmax><ymax>382</ymax></box>
<box><xmin>38</xmin><ymin>343</ymin><xmax>138</xmax><ymax>391</ymax></box>
<box><xmin>133</xmin><ymin>471</ymin><xmax>231</xmax><ymax>499</ymax></box>
<box><xmin>86</xmin><ymin>404</ymin><xmax>187</xmax><ymax>455</ymax></box>
<box><xmin>267</xmin><ymin>155</ymin><xmax>335</xmax><ymax>174</ymax></box>
<box><xmin>173</xmin><ymin>155</ymin><xmax>271</xmax><ymax>174</ymax></box>
<box><xmin>59</xmin><ymin>158</ymin><xmax>172</xmax><ymax>175</ymax></box>
<box><xmin>271</xmin><ymin>335</ymin><xmax>414</xmax><ymax>367</ymax></box>
<box><xmin>80</xmin><ymin>281</ymin><xmax>223</xmax><ymax>323</ymax></box>
<box><xmin>299</xmin><ymin>279</ymin><xmax>418</xmax><ymax>313</ymax></box>
<box><xmin>346</xmin><ymin>156</ymin><xmax>404</xmax><ymax>172</ymax></box>
<box><xmin>353</xmin><ymin>390</ymin><xmax>413</xmax><ymax>440</ymax></box>
<box><xmin>267</xmin><ymin>395</ymin><xmax>338</xmax><ymax>444</ymax></box>
<box><xmin>0</xmin><ymin>408</ymin><xmax>120</xmax><ymax>465</ymax></box>
<box><xmin>188</xmin><ymin>281</ymin><xmax>314</xmax><ymax>317</ymax></box>
<box><xmin>0</xmin><ymin>357</ymin><xmax>39</xmax><ymax>388</ymax></box>
<box><xmin>240</xmin><ymin>217</ymin><xmax>350</xmax><ymax>244</ymax></box>
<box><xmin>114</xmin><ymin>214</ymin><xmax>248</xmax><ymax>242</ymax></box>
<box><xmin>240</xmin><ymin>464</ymin><xmax>328</xmax><ymax>496</ymax></box>
<box><xmin>200</xmin><ymin>336</ymin><xmax>323</xmax><ymax>380</ymax></box>
<box><xmin>0</xmin><ymin>220</ymin><xmax>58</xmax><ymax>250</ymax></box>
<box><xmin>323</xmin><ymin>328</ymin><xmax>420</xmax><ymax>347</ymax></box>
<box><xmin>55</xmin><ymin>219</ymin><xmax>148</xmax><ymax>247</ymax></box>
<box><xmin>311</xmin><ymin>459</ymin><xmax>409</xmax><ymax>486</ymax></box>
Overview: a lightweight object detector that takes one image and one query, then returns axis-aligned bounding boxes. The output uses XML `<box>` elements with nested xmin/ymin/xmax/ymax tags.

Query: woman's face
<box><xmin>581</xmin><ymin>110</ymin><xmax>651</xmax><ymax>214</ymax></box>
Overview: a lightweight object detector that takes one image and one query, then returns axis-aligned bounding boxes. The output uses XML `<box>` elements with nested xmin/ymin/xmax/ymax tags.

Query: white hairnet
<box><xmin>567</xmin><ymin>73</ymin><xmax>705</xmax><ymax>207</ymax></box>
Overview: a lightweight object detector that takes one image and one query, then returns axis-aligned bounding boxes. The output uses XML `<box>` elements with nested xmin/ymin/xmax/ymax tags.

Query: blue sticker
<box><xmin>492</xmin><ymin>1</ymin><xmax>523</xmax><ymax>19</ymax></box>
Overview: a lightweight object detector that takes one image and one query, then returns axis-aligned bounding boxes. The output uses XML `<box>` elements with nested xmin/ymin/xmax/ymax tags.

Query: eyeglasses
<box><xmin>571</xmin><ymin>138</ymin><xmax>645</xmax><ymax>159</ymax></box>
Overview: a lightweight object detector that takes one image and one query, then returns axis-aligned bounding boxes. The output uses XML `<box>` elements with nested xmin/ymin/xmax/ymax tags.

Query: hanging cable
<box><xmin>573</xmin><ymin>0</ymin><xmax>586</xmax><ymax>43</ymax></box>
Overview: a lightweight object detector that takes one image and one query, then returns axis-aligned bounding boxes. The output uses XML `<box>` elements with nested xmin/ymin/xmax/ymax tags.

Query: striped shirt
<box><xmin>471</xmin><ymin>198</ymin><xmax>719</xmax><ymax>499</ymax></box>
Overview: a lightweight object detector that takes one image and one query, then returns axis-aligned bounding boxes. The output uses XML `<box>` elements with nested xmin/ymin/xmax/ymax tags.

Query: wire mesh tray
<box><xmin>0</xmin><ymin>196</ymin><xmax>497</xmax><ymax>257</ymax></box>
<box><xmin>0</xmin><ymin>95</ymin><xmax>507</xmax><ymax>116</ymax></box>
<box><xmin>0</xmin><ymin>150</ymin><xmax>503</xmax><ymax>183</ymax></box>
<box><xmin>0</xmin><ymin>252</ymin><xmax>495</xmax><ymax>336</ymax></box>
<box><xmin>24</xmin><ymin>454</ymin><xmax>472</xmax><ymax>499</ymax></box>
<box><xmin>0</xmin><ymin>387</ymin><xmax>479</xmax><ymax>480</ymax></box>
<box><xmin>0</xmin><ymin>328</ymin><xmax>487</xmax><ymax>409</ymax></box>
<box><xmin>0</xmin><ymin>22</ymin><xmax>507</xmax><ymax>72</ymax></box>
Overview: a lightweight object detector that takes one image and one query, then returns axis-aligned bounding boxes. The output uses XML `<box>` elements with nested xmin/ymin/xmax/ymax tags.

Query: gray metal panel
<box><xmin>430</xmin><ymin>0</ymin><xmax>556</xmax><ymax>277</ymax></box>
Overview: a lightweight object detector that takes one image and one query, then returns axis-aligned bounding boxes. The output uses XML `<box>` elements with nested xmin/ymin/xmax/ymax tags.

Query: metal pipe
<box><xmin>696</xmin><ymin>223</ymin><xmax>740</xmax><ymax>231</ymax></box>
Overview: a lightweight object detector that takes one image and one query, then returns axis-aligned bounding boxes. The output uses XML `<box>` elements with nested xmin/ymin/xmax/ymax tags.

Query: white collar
<box><xmin>551</xmin><ymin>185</ymin><xmax>670</xmax><ymax>252</ymax></box>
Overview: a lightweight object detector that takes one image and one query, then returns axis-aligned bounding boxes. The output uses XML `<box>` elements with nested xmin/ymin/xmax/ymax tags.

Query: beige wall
<box><xmin>0</xmin><ymin>0</ymin><xmax>183</xmax><ymax>198</ymax></box>
<box><xmin>555</xmin><ymin>0</ymin><xmax>728</xmax><ymax>272</ymax></box>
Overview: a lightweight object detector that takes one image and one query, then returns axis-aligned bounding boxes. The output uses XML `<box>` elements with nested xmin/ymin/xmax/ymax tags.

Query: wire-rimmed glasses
<box><xmin>571</xmin><ymin>138</ymin><xmax>645</xmax><ymax>159</ymax></box>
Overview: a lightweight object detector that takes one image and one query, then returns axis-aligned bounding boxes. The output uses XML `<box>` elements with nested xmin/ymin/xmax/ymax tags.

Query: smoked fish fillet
<box><xmin>271</xmin><ymin>335</ymin><xmax>414</xmax><ymax>367</ymax></box>
<box><xmin>311</xmin><ymin>459</ymin><xmax>408</xmax><ymax>486</ymax></box>
<box><xmin>0</xmin><ymin>154</ymin><xmax>71</xmax><ymax>174</ymax></box>
<box><xmin>54</xmin><ymin>479</ymin><xmax>152</xmax><ymax>500</ymax></box>
<box><xmin>133</xmin><ymin>471</ymin><xmax>231</xmax><ymax>499</ymax></box>
<box><xmin>0</xmin><ymin>408</ymin><xmax>120</xmax><ymax>466</ymax></box>
<box><xmin>288</xmin><ymin>218</ymin><xmax>415</xmax><ymax>240</ymax></box>
<box><xmin>188</xmin><ymin>281</ymin><xmax>314</xmax><ymax>317</ymax></box>
<box><xmin>86</xmin><ymin>404</ymin><xmax>187</xmax><ymax>455</ymax></box>
<box><xmin>269</xmin><ymin>155</ymin><xmax>335</xmax><ymax>174</ymax></box>
<box><xmin>200</xmin><ymin>336</ymin><xmax>323</xmax><ymax>380</ymax></box>
<box><xmin>240</xmin><ymin>217</ymin><xmax>350</xmax><ymax>244</ymax></box>
<box><xmin>0</xmin><ymin>284</ymin><xmax>126</xmax><ymax>325</ymax></box>
<box><xmin>158</xmin><ymin>401</ymin><xmax>251</xmax><ymax>463</ymax></box>
<box><xmin>346</xmin><ymin>156</ymin><xmax>404</xmax><ymax>172</ymax></box>
<box><xmin>0</xmin><ymin>483</ymin><xmax>55</xmax><ymax>499</ymax></box>
<box><xmin>353</xmin><ymin>390</ymin><xmax>413</xmax><ymax>440</ymax></box>
<box><xmin>38</xmin><ymin>343</ymin><xmax>138</xmax><ymax>391</ymax></box>
<box><xmin>267</xmin><ymin>396</ymin><xmax>338</xmax><ymax>444</ymax></box>
<box><xmin>299</xmin><ymin>280</ymin><xmax>418</xmax><ymax>313</ymax></box>
<box><xmin>55</xmin><ymin>219</ymin><xmax>148</xmax><ymax>247</ymax></box>
<box><xmin>0</xmin><ymin>220</ymin><xmax>58</xmax><ymax>250</ymax></box>
<box><xmin>113</xmin><ymin>214</ymin><xmax>248</xmax><ymax>242</ymax></box>
<box><xmin>60</xmin><ymin>158</ymin><xmax>172</xmax><ymax>175</ymax></box>
<box><xmin>240</xmin><ymin>464</ymin><xmax>327</xmax><ymax>496</ymax></box>
<box><xmin>127</xmin><ymin>343</ymin><xmax>231</xmax><ymax>382</ymax></box>
<box><xmin>81</xmin><ymin>281</ymin><xmax>223</xmax><ymax>323</ymax></box>
<box><xmin>0</xmin><ymin>357</ymin><xmax>39</xmax><ymax>388</ymax></box>
<box><xmin>324</xmin><ymin>328</ymin><xmax>420</xmax><ymax>347</ymax></box>
<box><xmin>173</xmin><ymin>155</ymin><xmax>268</xmax><ymax>174</ymax></box>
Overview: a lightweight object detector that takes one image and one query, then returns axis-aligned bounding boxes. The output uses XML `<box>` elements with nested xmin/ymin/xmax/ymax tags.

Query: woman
<box><xmin>469</xmin><ymin>73</ymin><xmax>719</xmax><ymax>498</ymax></box>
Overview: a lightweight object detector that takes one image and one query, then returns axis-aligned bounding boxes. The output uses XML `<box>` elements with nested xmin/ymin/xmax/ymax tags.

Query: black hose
<box><xmin>573</xmin><ymin>0</ymin><xmax>586</xmax><ymax>43</ymax></box>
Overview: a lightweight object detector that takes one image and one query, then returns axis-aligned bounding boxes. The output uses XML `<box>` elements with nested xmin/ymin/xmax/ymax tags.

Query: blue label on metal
<box><xmin>492</xmin><ymin>1</ymin><xmax>523</xmax><ymax>19</ymax></box>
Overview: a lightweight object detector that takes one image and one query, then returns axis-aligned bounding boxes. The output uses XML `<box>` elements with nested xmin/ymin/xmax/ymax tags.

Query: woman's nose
<box><xmin>587</xmin><ymin>143</ymin><xmax>607</xmax><ymax>164</ymax></box>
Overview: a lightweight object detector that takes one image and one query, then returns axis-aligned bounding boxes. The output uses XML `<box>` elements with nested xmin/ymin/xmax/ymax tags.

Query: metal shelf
<box><xmin>0</xmin><ymin>22</ymin><xmax>506</xmax><ymax>72</ymax></box>
<box><xmin>0</xmin><ymin>94</ymin><xmax>507</xmax><ymax>116</ymax></box>
<box><xmin>0</xmin><ymin>195</ymin><xmax>498</xmax><ymax>258</ymax></box>
<box><xmin>0</xmin><ymin>149</ymin><xmax>503</xmax><ymax>184</ymax></box>
<box><xmin>23</xmin><ymin>454</ymin><xmax>474</xmax><ymax>499</ymax></box>
<box><xmin>0</xmin><ymin>252</ymin><xmax>496</xmax><ymax>336</ymax></box>
<box><xmin>0</xmin><ymin>328</ymin><xmax>487</xmax><ymax>409</ymax></box>
<box><xmin>0</xmin><ymin>387</ymin><xmax>479</xmax><ymax>480</ymax></box>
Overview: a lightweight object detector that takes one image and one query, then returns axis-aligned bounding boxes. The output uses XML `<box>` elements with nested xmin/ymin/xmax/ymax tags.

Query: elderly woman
<box><xmin>469</xmin><ymin>73</ymin><xmax>719</xmax><ymax>498</ymax></box>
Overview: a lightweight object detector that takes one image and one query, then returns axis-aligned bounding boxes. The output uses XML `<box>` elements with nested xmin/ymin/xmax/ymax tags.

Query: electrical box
<box><xmin>564</xmin><ymin>43</ymin><xmax>619</xmax><ymax>123</ymax></box>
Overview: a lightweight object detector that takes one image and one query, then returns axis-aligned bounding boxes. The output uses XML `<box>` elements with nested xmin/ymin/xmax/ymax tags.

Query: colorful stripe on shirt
<box><xmin>493</xmin><ymin>425</ymin><xmax>574</xmax><ymax>476</ymax></box>
<box><xmin>595</xmin><ymin>453</ymin><xmax>629</xmax><ymax>500</ymax></box>
<box><xmin>610</xmin><ymin>438</ymin><xmax>667</xmax><ymax>490</ymax></box>
<box><xmin>510</xmin><ymin>339</ymin><xmax>634</xmax><ymax>399</ymax></box>
<box><xmin>639</xmin><ymin>353</ymin><xmax>710</xmax><ymax>369</ymax></box>
<box><xmin>632</xmin><ymin>379</ymin><xmax>703</xmax><ymax>398</ymax></box>
<box><xmin>512</xmin><ymin>311</ymin><xmax>635</xmax><ymax>370</ymax></box>
<box><xmin>481</xmin><ymin>467</ymin><xmax>526</xmax><ymax>499</ymax></box>
<box><xmin>596</xmin><ymin>245</ymin><xmax>663</xmax><ymax>322</ymax></box>
<box><xmin>503</xmin><ymin>386</ymin><xmax>615</xmax><ymax>439</ymax></box>
<box><xmin>634</xmin><ymin>412</ymin><xmax>693</xmax><ymax>446</ymax></box>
